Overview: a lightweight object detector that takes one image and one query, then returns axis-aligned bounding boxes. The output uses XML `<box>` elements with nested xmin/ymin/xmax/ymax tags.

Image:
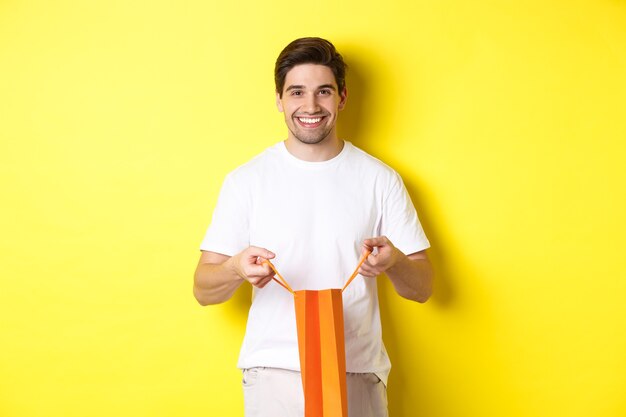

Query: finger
<box><xmin>246</xmin><ymin>263</ymin><xmax>273</xmax><ymax>278</ymax></box>
<box><xmin>255</xmin><ymin>276</ymin><xmax>273</xmax><ymax>288</ymax></box>
<box><xmin>247</xmin><ymin>276</ymin><xmax>262</xmax><ymax>286</ymax></box>
<box><xmin>361</xmin><ymin>263</ymin><xmax>378</xmax><ymax>274</ymax></box>
<box><xmin>359</xmin><ymin>263</ymin><xmax>379</xmax><ymax>276</ymax></box>
<box><xmin>362</xmin><ymin>242</ymin><xmax>374</xmax><ymax>253</ymax></box>
<box><xmin>358</xmin><ymin>266</ymin><xmax>377</xmax><ymax>278</ymax></box>
<box><xmin>363</xmin><ymin>236</ymin><xmax>388</xmax><ymax>249</ymax></box>
<box><xmin>365</xmin><ymin>253</ymin><xmax>380</xmax><ymax>267</ymax></box>
<box><xmin>261</xmin><ymin>272</ymin><xmax>280</xmax><ymax>287</ymax></box>
<box><xmin>246</xmin><ymin>246</ymin><xmax>276</xmax><ymax>261</ymax></box>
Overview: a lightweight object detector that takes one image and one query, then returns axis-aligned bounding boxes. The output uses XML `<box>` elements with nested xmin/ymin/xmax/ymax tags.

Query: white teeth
<box><xmin>298</xmin><ymin>117</ymin><xmax>322</xmax><ymax>124</ymax></box>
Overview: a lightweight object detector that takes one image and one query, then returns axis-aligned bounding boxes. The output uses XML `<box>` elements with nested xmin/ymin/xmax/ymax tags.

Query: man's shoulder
<box><xmin>225</xmin><ymin>141</ymin><xmax>282</xmax><ymax>181</ymax></box>
<box><xmin>345</xmin><ymin>142</ymin><xmax>401</xmax><ymax>179</ymax></box>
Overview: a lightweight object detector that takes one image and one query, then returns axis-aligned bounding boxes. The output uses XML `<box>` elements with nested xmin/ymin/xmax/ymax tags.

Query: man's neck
<box><xmin>284</xmin><ymin>136</ymin><xmax>344</xmax><ymax>162</ymax></box>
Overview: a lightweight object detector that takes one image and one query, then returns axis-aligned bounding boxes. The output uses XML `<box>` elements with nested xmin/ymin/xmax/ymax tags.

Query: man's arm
<box><xmin>358</xmin><ymin>236</ymin><xmax>433</xmax><ymax>303</ymax></box>
<box><xmin>193</xmin><ymin>247</ymin><xmax>276</xmax><ymax>306</ymax></box>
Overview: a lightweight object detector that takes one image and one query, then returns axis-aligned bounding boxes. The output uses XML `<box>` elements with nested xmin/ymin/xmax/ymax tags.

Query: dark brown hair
<box><xmin>274</xmin><ymin>37</ymin><xmax>347</xmax><ymax>97</ymax></box>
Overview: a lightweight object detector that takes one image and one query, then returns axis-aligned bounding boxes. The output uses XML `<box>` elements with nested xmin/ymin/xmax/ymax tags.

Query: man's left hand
<box><xmin>358</xmin><ymin>236</ymin><xmax>401</xmax><ymax>278</ymax></box>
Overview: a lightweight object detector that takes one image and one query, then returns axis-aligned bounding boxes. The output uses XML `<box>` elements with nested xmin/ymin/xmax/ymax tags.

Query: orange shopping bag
<box><xmin>264</xmin><ymin>251</ymin><xmax>370</xmax><ymax>417</ymax></box>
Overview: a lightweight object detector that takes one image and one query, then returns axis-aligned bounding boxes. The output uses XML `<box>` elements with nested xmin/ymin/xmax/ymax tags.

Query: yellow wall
<box><xmin>1</xmin><ymin>1</ymin><xmax>625</xmax><ymax>416</ymax></box>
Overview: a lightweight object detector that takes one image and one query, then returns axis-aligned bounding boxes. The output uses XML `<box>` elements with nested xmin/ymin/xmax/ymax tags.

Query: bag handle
<box><xmin>262</xmin><ymin>249</ymin><xmax>372</xmax><ymax>294</ymax></box>
<box><xmin>263</xmin><ymin>260</ymin><xmax>295</xmax><ymax>294</ymax></box>
<box><xmin>341</xmin><ymin>250</ymin><xmax>371</xmax><ymax>292</ymax></box>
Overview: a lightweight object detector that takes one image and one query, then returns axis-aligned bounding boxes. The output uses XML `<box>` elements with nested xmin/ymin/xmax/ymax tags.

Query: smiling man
<box><xmin>278</xmin><ymin>63</ymin><xmax>345</xmax><ymax>149</ymax></box>
<box><xmin>194</xmin><ymin>37</ymin><xmax>433</xmax><ymax>417</ymax></box>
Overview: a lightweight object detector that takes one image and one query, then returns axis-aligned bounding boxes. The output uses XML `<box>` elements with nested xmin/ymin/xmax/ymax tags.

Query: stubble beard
<box><xmin>288</xmin><ymin>116</ymin><xmax>334</xmax><ymax>145</ymax></box>
<box><xmin>289</xmin><ymin>127</ymin><xmax>333</xmax><ymax>145</ymax></box>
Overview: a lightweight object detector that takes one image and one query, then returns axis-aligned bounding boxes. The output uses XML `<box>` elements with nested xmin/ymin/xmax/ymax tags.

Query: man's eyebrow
<box><xmin>284</xmin><ymin>84</ymin><xmax>337</xmax><ymax>92</ymax></box>
<box><xmin>285</xmin><ymin>85</ymin><xmax>305</xmax><ymax>92</ymax></box>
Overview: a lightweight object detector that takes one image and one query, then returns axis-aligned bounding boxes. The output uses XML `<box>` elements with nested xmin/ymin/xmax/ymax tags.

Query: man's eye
<box><xmin>319</xmin><ymin>90</ymin><xmax>331</xmax><ymax>95</ymax></box>
<box><xmin>291</xmin><ymin>91</ymin><xmax>302</xmax><ymax>96</ymax></box>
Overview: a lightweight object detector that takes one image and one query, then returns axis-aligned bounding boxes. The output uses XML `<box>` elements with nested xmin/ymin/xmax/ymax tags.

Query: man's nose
<box><xmin>302</xmin><ymin>93</ymin><xmax>321</xmax><ymax>113</ymax></box>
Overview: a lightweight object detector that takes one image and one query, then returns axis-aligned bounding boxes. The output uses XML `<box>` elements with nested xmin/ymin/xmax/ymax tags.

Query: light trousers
<box><xmin>242</xmin><ymin>367</ymin><xmax>388</xmax><ymax>417</ymax></box>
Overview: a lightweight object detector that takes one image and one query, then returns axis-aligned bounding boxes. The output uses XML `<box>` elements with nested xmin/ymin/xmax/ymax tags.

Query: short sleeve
<box><xmin>200</xmin><ymin>173</ymin><xmax>250</xmax><ymax>256</ymax></box>
<box><xmin>380</xmin><ymin>172</ymin><xmax>430</xmax><ymax>255</ymax></box>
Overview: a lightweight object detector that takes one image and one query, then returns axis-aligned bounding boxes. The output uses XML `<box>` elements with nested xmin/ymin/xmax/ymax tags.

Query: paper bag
<box><xmin>295</xmin><ymin>289</ymin><xmax>348</xmax><ymax>417</ymax></box>
<box><xmin>264</xmin><ymin>250</ymin><xmax>369</xmax><ymax>417</ymax></box>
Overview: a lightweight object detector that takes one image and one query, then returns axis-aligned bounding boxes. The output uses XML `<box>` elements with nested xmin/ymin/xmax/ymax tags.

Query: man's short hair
<box><xmin>274</xmin><ymin>37</ymin><xmax>347</xmax><ymax>98</ymax></box>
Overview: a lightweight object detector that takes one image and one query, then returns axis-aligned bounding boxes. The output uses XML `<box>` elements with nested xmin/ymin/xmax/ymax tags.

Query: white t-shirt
<box><xmin>200</xmin><ymin>141</ymin><xmax>430</xmax><ymax>385</ymax></box>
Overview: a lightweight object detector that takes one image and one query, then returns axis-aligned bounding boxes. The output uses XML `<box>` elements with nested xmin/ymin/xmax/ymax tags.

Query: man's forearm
<box><xmin>193</xmin><ymin>259</ymin><xmax>243</xmax><ymax>306</ymax></box>
<box><xmin>193</xmin><ymin>247</ymin><xmax>277</xmax><ymax>306</ymax></box>
<box><xmin>385</xmin><ymin>250</ymin><xmax>433</xmax><ymax>303</ymax></box>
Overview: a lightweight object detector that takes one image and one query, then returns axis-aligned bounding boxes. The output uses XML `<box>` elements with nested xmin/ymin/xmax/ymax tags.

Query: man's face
<box><xmin>276</xmin><ymin>64</ymin><xmax>347</xmax><ymax>145</ymax></box>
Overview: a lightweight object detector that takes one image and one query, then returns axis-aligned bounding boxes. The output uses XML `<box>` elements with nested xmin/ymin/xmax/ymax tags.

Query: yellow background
<box><xmin>1</xmin><ymin>1</ymin><xmax>625</xmax><ymax>416</ymax></box>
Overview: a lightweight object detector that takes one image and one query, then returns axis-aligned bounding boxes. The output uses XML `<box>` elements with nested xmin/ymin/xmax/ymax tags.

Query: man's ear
<box><xmin>338</xmin><ymin>87</ymin><xmax>348</xmax><ymax>110</ymax></box>
<box><xmin>276</xmin><ymin>91</ymin><xmax>284</xmax><ymax>112</ymax></box>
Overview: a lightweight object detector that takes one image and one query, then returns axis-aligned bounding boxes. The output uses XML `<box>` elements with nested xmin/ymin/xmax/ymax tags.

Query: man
<box><xmin>194</xmin><ymin>37</ymin><xmax>433</xmax><ymax>417</ymax></box>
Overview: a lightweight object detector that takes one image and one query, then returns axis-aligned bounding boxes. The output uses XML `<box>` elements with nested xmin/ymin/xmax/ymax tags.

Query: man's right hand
<box><xmin>194</xmin><ymin>246</ymin><xmax>277</xmax><ymax>305</ymax></box>
<box><xmin>228</xmin><ymin>246</ymin><xmax>276</xmax><ymax>289</ymax></box>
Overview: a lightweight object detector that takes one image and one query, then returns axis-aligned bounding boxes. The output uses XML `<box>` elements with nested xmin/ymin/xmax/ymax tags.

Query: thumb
<box><xmin>247</xmin><ymin>246</ymin><xmax>276</xmax><ymax>261</ymax></box>
<box><xmin>363</xmin><ymin>236</ymin><xmax>386</xmax><ymax>249</ymax></box>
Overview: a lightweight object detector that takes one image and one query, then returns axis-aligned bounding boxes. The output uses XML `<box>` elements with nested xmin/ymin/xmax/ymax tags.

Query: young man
<box><xmin>194</xmin><ymin>37</ymin><xmax>433</xmax><ymax>417</ymax></box>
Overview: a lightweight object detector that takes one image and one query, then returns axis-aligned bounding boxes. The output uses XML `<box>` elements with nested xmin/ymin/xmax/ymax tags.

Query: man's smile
<box><xmin>295</xmin><ymin>116</ymin><xmax>325</xmax><ymax>128</ymax></box>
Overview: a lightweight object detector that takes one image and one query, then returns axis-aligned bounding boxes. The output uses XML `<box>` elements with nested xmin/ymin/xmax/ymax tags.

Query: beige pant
<box><xmin>242</xmin><ymin>367</ymin><xmax>388</xmax><ymax>417</ymax></box>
